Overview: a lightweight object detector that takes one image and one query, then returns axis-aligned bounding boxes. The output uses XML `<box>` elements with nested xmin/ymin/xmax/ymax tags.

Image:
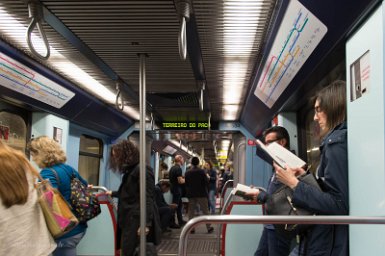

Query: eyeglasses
<box><xmin>314</xmin><ymin>106</ymin><xmax>323</xmax><ymax>114</ymax></box>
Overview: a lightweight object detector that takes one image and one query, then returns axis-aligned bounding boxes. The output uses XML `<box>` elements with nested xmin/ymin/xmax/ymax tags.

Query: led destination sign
<box><xmin>161</xmin><ymin>122</ymin><xmax>210</xmax><ymax>130</ymax></box>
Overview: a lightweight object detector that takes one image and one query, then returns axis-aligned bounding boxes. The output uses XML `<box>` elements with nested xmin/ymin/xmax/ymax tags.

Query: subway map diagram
<box><xmin>0</xmin><ymin>52</ymin><xmax>75</xmax><ymax>109</ymax></box>
<box><xmin>254</xmin><ymin>0</ymin><xmax>327</xmax><ymax>108</ymax></box>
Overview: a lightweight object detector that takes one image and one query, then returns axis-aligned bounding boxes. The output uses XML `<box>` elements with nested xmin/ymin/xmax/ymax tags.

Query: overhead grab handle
<box><xmin>174</xmin><ymin>0</ymin><xmax>192</xmax><ymax>61</ymax></box>
<box><xmin>178</xmin><ymin>17</ymin><xmax>187</xmax><ymax>60</ymax></box>
<box><xmin>199</xmin><ymin>81</ymin><xmax>205</xmax><ymax>111</ymax></box>
<box><xmin>26</xmin><ymin>1</ymin><xmax>50</xmax><ymax>60</ymax></box>
<box><xmin>115</xmin><ymin>81</ymin><xmax>124</xmax><ymax>111</ymax></box>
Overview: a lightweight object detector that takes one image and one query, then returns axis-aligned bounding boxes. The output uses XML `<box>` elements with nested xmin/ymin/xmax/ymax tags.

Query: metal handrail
<box><xmin>219</xmin><ymin>179</ymin><xmax>233</xmax><ymax>210</ymax></box>
<box><xmin>178</xmin><ymin>215</ymin><xmax>385</xmax><ymax>255</ymax></box>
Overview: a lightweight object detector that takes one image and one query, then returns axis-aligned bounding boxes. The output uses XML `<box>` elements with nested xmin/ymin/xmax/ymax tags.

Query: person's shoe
<box><xmin>169</xmin><ymin>223</ymin><xmax>180</xmax><ymax>229</ymax></box>
<box><xmin>207</xmin><ymin>227</ymin><xmax>214</xmax><ymax>233</ymax></box>
<box><xmin>190</xmin><ymin>229</ymin><xmax>195</xmax><ymax>234</ymax></box>
<box><xmin>179</xmin><ymin>221</ymin><xmax>187</xmax><ymax>226</ymax></box>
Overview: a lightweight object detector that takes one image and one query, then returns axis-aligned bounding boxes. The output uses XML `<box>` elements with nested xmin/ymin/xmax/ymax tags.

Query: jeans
<box><xmin>208</xmin><ymin>189</ymin><xmax>216</xmax><ymax>214</ymax></box>
<box><xmin>54</xmin><ymin>232</ymin><xmax>86</xmax><ymax>256</ymax></box>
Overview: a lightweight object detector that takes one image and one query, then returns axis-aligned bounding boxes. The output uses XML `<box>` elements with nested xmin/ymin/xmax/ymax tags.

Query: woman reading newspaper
<box><xmin>274</xmin><ymin>80</ymin><xmax>348</xmax><ymax>256</ymax></box>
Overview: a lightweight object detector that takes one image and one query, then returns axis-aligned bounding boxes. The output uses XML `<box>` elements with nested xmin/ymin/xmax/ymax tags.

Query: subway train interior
<box><xmin>1</xmin><ymin>0</ymin><xmax>385</xmax><ymax>255</ymax></box>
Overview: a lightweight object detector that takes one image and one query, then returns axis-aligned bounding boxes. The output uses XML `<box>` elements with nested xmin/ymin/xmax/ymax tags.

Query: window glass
<box><xmin>79</xmin><ymin>135</ymin><xmax>101</xmax><ymax>154</ymax></box>
<box><xmin>0</xmin><ymin>111</ymin><xmax>27</xmax><ymax>151</ymax></box>
<box><xmin>78</xmin><ymin>135</ymin><xmax>102</xmax><ymax>185</ymax></box>
<box><xmin>305</xmin><ymin>110</ymin><xmax>322</xmax><ymax>174</ymax></box>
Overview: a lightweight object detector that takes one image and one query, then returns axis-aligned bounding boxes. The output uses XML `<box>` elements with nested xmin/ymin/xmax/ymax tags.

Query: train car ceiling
<box><xmin>0</xmin><ymin>0</ymin><xmax>381</xmax><ymax>160</ymax></box>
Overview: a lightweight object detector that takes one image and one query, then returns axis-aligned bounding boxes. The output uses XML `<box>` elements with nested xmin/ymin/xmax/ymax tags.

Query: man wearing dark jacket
<box><xmin>155</xmin><ymin>180</ymin><xmax>178</xmax><ymax>232</ymax></box>
<box><xmin>169</xmin><ymin>155</ymin><xmax>186</xmax><ymax>226</ymax></box>
<box><xmin>184</xmin><ymin>157</ymin><xmax>214</xmax><ymax>234</ymax></box>
<box><xmin>252</xmin><ymin>126</ymin><xmax>293</xmax><ymax>256</ymax></box>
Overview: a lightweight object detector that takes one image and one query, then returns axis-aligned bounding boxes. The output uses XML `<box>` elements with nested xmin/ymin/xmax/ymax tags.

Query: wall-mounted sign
<box><xmin>0</xmin><ymin>52</ymin><xmax>75</xmax><ymax>108</ymax></box>
<box><xmin>254</xmin><ymin>0</ymin><xmax>327</xmax><ymax>108</ymax></box>
<box><xmin>161</xmin><ymin>121</ymin><xmax>211</xmax><ymax>130</ymax></box>
<box><xmin>350</xmin><ymin>50</ymin><xmax>370</xmax><ymax>102</ymax></box>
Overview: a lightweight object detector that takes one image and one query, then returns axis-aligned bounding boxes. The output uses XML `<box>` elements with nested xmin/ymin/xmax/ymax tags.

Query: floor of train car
<box><xmin>157</xmin><ymin>222</ymin><xmax>220</xmax><ymax>256</ymax></box>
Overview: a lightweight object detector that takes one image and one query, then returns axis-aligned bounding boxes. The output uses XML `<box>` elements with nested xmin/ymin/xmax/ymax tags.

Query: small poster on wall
<box><xmin>0</xmin><ymin>124</ymin><xmax>10</xmax><ymax>141</ymax></box>
<box><xmin>350</xmin><ymin>50</ymin><xmax>370</xmax><ymax>102</ymax></box>
<box><xmin>53</xmin><ymin>127</ymin><xmax>63</xmax><ymax>145</ymax></box>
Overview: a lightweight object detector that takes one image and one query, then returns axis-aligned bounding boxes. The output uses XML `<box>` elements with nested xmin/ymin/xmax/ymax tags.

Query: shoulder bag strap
<box><xmin>49</xmin><ymin>168</ymin><xmax>61</xmax><ymax>186</ymax></box>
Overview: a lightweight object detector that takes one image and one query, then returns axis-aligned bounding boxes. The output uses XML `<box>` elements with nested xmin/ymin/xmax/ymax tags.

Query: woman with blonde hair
<box><xmin>29</xmin><ymin>136</ymin><xmax>88</xmax><ymax>256</ymax></box>
<box><xmin>0</xmin><ymin>141</ymin><xmax>56</xmax><ymax>256</ymax></box>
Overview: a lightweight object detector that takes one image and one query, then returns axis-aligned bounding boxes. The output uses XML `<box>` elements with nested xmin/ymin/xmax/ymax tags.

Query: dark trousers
<box><xmin>171</xmin><ymin>190</ymin><xmax>184</xmax><ymax>225</ymax></box>
<box><xmin>158</xmin><ymin>206</ymin><xmax>173</xmax><ymax>231</ymax></box>
<box><xmin>255</xmin><ymin>227</ymin><xmax>292</xmax><ymax>256</ymax></box>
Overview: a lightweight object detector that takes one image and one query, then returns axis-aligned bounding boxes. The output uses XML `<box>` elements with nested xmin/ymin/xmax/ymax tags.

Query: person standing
<box><xmin>0</xmin><ymin>141</ymin><xmax>56</xmax><ymax>256</ymax></box>
<box><xmin>168</xmin><ymin>155</ymin><xmax>186</xmax><ymax>227</ymax></box>
<box><xmin>108</xmin><ymin>139</ymin><xmax>161</xmax><ymax>256</ymax></box>
<box><xmin>204</xmin><ymin>161</ymin><xmax>217</xmax><ymax>214</ymax></box>
<box><xmin>185</xmin><ymin>157</ymin><xmax>214</xmax><ymax>234</ymax></box>
<box><xmin>29</xmin><ymin>136</ymin><xmax>87</xmax><ymax>256</ymax></box>
<box><xmin>275</xmin><ymin>80</ymin><xmax>348</xmax><ymax>256</ymax></box>
<box><xmin>246</xmin><ymin>126</ymin><xmax>294</xmax><ymax>256</ymax></box>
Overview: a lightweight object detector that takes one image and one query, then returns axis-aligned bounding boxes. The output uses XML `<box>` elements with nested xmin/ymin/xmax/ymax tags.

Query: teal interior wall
<box><xmin>346</xmin><ymin>4</ymin><xmax>385</xmax><ymax>254</ymax></box>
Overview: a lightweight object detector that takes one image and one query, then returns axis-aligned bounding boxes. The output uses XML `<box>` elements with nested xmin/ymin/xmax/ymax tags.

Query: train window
<box><xmin>305</xmin><ymin>109</ymin><xmax>322</xmax><ymax>173</ymax></box>
<box><xmin>78</xmin><ymin>135</ymin><xmax>103</xmax><ymax>185</ymax></box>
<box><xmin>0</xmin><ymin>111</ymin><xmax>27</xmax><ymax>152</ymax></box>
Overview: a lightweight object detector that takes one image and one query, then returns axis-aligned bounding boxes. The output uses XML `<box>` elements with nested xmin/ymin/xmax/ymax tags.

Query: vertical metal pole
<box><xmin>139</xmin><ymin>53</ymin><xmax>147</xmax><ymax>256</ymax></box>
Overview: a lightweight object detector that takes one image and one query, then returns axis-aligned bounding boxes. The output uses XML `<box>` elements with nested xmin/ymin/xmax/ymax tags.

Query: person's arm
<box><xmin>277</xmin><ymin>137</ymin><xmax>348</xmax><ymax>215</ymax></box>
<box><xmin>274</xmin><ymin>163</ymin><xmax>301</xmax><ymax>189</ymax></box>
<box><xmin>110</xmin><ymin>191</ymin><xmax>119</xmax><ymax>198</ymax></box>
<box><xmin>71</xmin><ymin>166</ymin><xmax>88</xmax><ymax>186</ymax></box>
<box><xmin>177</xmin><ymin>176</ymin><xmax>185</xmax><ymax>184</ymax></box>
<box><xmin>176</xmin><ymin>167</ymin><xmax>185</xmax><ymax>184</ymax></box>
<box><xmin>40</xmin><ymin>168</ymin><xmax>59</xmax><ymax>188</ymax></box>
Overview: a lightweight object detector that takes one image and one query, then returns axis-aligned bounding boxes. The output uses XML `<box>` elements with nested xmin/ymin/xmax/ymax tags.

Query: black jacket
<box><xmin>155</xmin><ymin>183</ymin><xmax>168</xmax><ymax>208</ymax></box>
<box><xmin>293</xmin><ymin>122</ymin><xmax>348</xmax><ymax>256</ymax></box>
<box><xmin>185</xmin><ymin>166</ymin><xmax>209</xmax><ymax>198</ymax></box>
<box><xmin>112</xmin><ymin>164</ymin><xmax>161</xmax><ymax>255</ymax></box>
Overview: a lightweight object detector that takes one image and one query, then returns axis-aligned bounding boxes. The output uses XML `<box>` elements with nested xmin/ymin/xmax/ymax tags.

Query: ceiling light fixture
<box><xmin>223</xmin><ymin>0</ymin><xmax>262</xmax><ymax>119</ymax></box>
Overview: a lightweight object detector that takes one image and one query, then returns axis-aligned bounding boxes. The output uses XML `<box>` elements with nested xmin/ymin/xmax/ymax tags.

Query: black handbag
<box><xmin>265</xmin><ymin>173</ymin><xmax>321</xmax><ymax>237</ymax></box>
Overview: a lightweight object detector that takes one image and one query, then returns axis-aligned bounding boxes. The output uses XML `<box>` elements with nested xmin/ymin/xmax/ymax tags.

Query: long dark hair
<box><xmin>109</xmin><ymin>140</ymin><xmax>139</xmax><ymax>173</ymax></box>
<box><xmin>314</xmin><ymin>80</ymin><xmax>346</xmax><ymax>133</ymax></box>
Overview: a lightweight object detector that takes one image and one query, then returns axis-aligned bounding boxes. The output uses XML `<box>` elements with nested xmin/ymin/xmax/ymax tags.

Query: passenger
<box><xmin>218</xmin><ymin>168</ymin><xmax>225</xmax><ymax>194</ymax></box>
<box><xmin>168</xmin><ymin>155</ymin><xmax>187</xmax><ymax>227</ymax></box>
<box><xmin>154</xmin><ymin>180</ymin><xmax>178</xmax><ymax>232</ymax></box>
<box><xmin>29</xmin><ymin>135</ymin><xmax>87</xmax><ymax>256</ymax></box>
<box><xmin>204</xmin><ymin>161</ymin><xmax>217</xmax><ymax>214</ymax></box>
<box><xmin>185</xmin><ymin>157</ymin><xmax>214</xmax><ymax>234</ymax></box>
<box><xmin>246</xmin><ymin>126</ymin><xmax>294</xmax><ymax>256</ymax></box>
<box><xmin>160</xmin><ymin>162</ymin><xmax>169</xmax><ymax>179</ymax></box>
<box><xmin>108</xmin><ymin>139</ymin><xmax>161</xmax><ymax>256</ymax></box>
<box><xmin>275</xmin><ymin>80</ymin><xmax>348</xmax><ymax>256</ymax></box>
<box><xmin>0</xmin><ymin>141</ymin><xmax>56</xmax><ymax>256</ymax></box>
<box><xmin>222</xmin><ymin>162</ymin><xmax>233</xmax><ymax>185</ymax></box>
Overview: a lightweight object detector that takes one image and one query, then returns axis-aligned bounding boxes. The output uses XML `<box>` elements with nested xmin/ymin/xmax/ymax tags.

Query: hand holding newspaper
<box><xmin>232</xmin><ymin>183</ymin><xmax>259</xmax><ymax>200</ymax></box>
<box><xmin>256</xmin><ymin>139</ymin><xmax>306</xmax><ymax>169</ymax></box>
